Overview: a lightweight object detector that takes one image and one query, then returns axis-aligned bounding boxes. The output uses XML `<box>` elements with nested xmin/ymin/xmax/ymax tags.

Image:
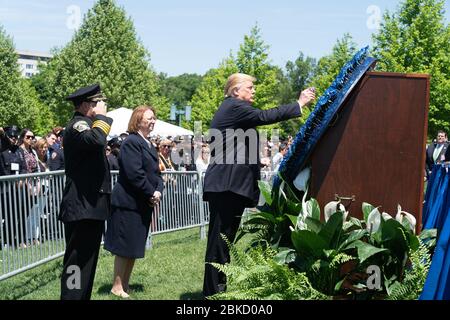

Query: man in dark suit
<box><xmin>59</xmin><ymin>84</ymin><xmax>113</xmax><ymax>300</ymax></box>
<box><xmin>426</xmin><ymin>130</ymin><xmax>449</xmax><ymax>177</ymax></box>
<box><xmin>202</xmin><ymin>73</ymin><xmax>316</xmax><ymax>297</ymax></box>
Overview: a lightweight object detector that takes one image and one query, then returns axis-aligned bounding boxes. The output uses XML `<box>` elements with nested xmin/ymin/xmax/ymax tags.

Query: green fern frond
<box><xmin>209</xmin><ymin>243</ymin><xmax>328</xmax><ymax>300</ymax></box>
<box><xmin>387</xmin><ymin>243</ymin><xmax>431</xmax><ymax>300</ymax></box>
<box><xmin>330</xmin><ymin>253</ymin><xmax>354</xmax><ymax>270</ymax></box>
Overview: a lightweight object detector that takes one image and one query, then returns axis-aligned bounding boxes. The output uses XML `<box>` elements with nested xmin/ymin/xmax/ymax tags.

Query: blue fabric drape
<box><xmin>420</xmin><ymin>165</ymin><xmax>450</xmax><ymax>300</ymax></box>
<box><xmin>423</xmin><ymin>166</ymin><xmax>449</xmax><ymax>230</ymax></box>
<box><xmin>422</xmin><ymin>165</ymin><xmax>441</xmax><ymax>225</ymax></box>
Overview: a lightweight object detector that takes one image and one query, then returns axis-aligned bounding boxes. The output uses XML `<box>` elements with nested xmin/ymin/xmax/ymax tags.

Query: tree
<box><xmin>0</xmin><ymin>26</ymin><xmax>53</xmax><ymax>135</ymax></box>
<box><xmin>159</xmin><ymin>73</ymin><xmax>203</xmax><ymax>108</ymax></box>
<box><xmin>236</xmin><ymin>24</ymin><xmax>280</xmax><ymax>114</ymax></box>
<box><xmin>279</xmin><ymin>52</ymin><xmax>317</xmax><ymax>104</ymax></box>
<box><xmin>190</xmin><ymin>56</ymin><xmax>238</xmax><ymax>132</ymax></box>
<box><xmin>192</xmin><ymin>24</ymin><xmax>310</xmax><ymax>137</ymax></box>
<box><xmin>290</xmin><ymin>34</ymin><xmax>358</xmax><ymax>139</ymax></box>
<box><xmin>34</xmin><ymin>0</ymin><xmax>168</xmax><ymax>126</ymax></box>
<box><xmin>372</xmin><ymin>0</ymin><xmax>450</xmax><ymax>137</ymax></box>
<box><xmin>309</xmin><ymin>34</ymin><xmax>358</xmax><ymax>96</ymax></box>
<box><xmin>276</xmin><ymin>52</ymin><xmax>317</xmax><ymax>138</ymax></box>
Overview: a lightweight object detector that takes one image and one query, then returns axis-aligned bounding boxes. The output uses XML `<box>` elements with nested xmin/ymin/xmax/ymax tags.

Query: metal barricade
<box><xmin>0</xmin><ymin>170</ymin><xmax>275</xmax><ymax>281</ymax></box>
<box><xmin>0</xmin><ymin>171</ymin><xmax>66</xmax><ymax>281</ymax></box>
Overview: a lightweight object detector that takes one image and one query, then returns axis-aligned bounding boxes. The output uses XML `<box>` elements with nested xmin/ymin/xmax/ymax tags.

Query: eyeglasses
<box><xmin>161</xmin><ymin>145</ymin><xmax>171</xmax><ymax>149</ymax></box>
<box><xmin>106</xmin><ymin>148</ymin><xmax>111</xmax><ymax>152</ymax></box>
<box><xmin>25</xmin><ymin>135</ymin><xmax>35</xmax><ymax>140</ymax></box>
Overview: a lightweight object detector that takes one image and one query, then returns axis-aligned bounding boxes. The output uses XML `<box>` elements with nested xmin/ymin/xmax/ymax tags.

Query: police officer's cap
<box><xmin>66</xmin><ymin>84</ymin><xmax>107</xmax><ymax>105</ymax></box>
<box><xmin>4</xmin><ymin>125</ymin><xmax>21</xmax><ymax>139</ymax></box>
<box><xmin>108</xmin><ymin>137</ymin><xmax>123</xmax><ymax>148</ymax></box>
<box><xmin>57</xmin><ymin>129</ymin><xmax>66</xmax><ymax>138</ymax></box>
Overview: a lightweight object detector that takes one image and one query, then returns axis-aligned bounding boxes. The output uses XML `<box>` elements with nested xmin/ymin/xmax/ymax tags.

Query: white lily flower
<box><xmin>367</xmin><ymin>208</ymin><xmax>381</xmax><ymax>234</ymax></box>
<box><xmin>324</xmin><ymin>201</ymin><xmax>348</xmax><ymax>222</ymax></box>
<box><xmin>301</xmin><ymin>189</ymin><xmax>312</xmax><ymax>219</ymax></box>
<box><xmin>296</xmin><ymin>219</ymin><xmax>307</xmax><ymax>231</ymax></box>
<box><xmin>294</xmin><ymin>167</ymin><xmax>311</xmax><ymax>192</ymax></box>
<box><xmin>324</xmin><ymin>201</ymin><xmax>341</xmax><ymax>222</ymax></box>
<box><xmin>302</xmin><ymin>201</ymin><xmax>310</xmax><ymax>219</ymax></box>
<box><xmin>382</xmin><ymin>212</ymin><xmax>393</xmax><ymax>220</ymax></box>
<box><xmin>303</xmin><ymin>199</ymin><xmax>321</xmax><ymax>219</ymax></box>
<box><xmin>396</xmin><ymin>205</ymin><xmax>417</xmax><ymax>232</ymax></box>
<box><xmin>339</xmin><ymin>203</ymin><xmax>349</xmax><ymax>222</ymax></box>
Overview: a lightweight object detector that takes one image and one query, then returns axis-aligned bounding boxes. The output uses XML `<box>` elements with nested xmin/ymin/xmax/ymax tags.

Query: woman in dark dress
<box><xmin>105</xmin><ymin>106</ymin><xmax>164</xmax><ymax>299</ymax></box>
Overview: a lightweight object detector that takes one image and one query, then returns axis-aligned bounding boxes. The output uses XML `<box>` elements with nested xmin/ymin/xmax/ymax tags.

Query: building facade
<box><xmin>16</xmin><ymin>50</ymin><xmax>53</xmax><ymax>78</ymax></box>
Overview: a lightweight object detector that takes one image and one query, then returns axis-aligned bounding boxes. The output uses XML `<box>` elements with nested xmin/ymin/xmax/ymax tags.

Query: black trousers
<box><xmin>60</xmin><ymin>219</ymin><xmax>104</xmax><ymax>300</ymax></box>
<box><xmin>203</xmin><ymin>192</ymin><xmax>247</xmax><ymax>297</ymax></box>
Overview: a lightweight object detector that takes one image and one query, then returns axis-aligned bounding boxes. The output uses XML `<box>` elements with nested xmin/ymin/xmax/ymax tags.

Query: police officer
<box><xmin>0</xmin><ymin>126</ymin><xmax>11</xmax><ymax>153</ymax></box>
<box><xmin>0</xmin><ymin>126</ymin><xmax>28</xmax><ymax>248</ymax></box>
<box><xmin>46</xmin><ymin>131</ymin><xmax>65</xmax><ymax>171</ymax></box>
<box><xmin>0</xmin><ymin>126</ymin><xmax>25</xmax><ymax>176</ymax></box>
<box><xmin>106</xmin><ymin>137</ymin><xmax>121</xmax><ymax>171</ymax></box>
<box><xmin>59</xmin><ymin>84</ymin><xmax>113</xmax><ymax>300</ymax></box>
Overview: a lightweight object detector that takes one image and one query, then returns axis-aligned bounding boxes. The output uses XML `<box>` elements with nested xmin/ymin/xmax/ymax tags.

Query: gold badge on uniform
<box><xmin>73</xmin><ymin>121</ymin><xmax>90</xmax><ymax>133</ymax></box>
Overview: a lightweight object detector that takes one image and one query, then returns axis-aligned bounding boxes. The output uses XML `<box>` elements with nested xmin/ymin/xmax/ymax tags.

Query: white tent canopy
<box><xmin>106</xmin><ymin>107</ymin><xmax>194</xmax><ymax>139</ymax></box>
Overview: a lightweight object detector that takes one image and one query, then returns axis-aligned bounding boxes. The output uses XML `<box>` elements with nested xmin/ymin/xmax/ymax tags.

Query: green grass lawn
<box><xmin>0</xmin><ymin>227</ymin><xmax>207</xmax><ymax>300</ymax></box>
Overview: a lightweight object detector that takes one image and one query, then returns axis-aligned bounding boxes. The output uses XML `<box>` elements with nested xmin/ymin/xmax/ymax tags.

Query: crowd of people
<box><xmin>1</xmin><ymin>126</ymin><xmax>294</xmax><ymax>180</ymax></box>
<box><xmin>0</xmin><ymin>126</ymin><xmax>65</xmax><ymax>176</ymax></box>
<box><xmin>0</xmin><ymin>126</ymin><xmax>66</xmax><ymax>249</ymax></box>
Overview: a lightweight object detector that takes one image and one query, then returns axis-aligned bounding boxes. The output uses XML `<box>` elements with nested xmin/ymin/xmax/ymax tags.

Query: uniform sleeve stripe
<box><xmin>94</xmin><ymin>125</ymin><xmax>110</xmax><ymax>134</ymax></box>
<box><xmin>93</xmin><ymin>122</ymin><xmax>110</xmax><ymax>130</ymax></box>
<box><xmin>93</xmin><ymin>121</ymin><xmax>111</xmax><ymax>135</ymax></box>
<box><xmin>93</xmin><ymin>122</ymin><xmax>110</xmax><ymax>131</ymax></box>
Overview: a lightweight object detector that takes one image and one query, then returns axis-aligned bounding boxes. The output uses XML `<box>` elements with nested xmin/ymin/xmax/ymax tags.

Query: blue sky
<box><xmin>1</xmin><ymin>0</ymin><xmax>449</xmax><ymax>76</ymax></box>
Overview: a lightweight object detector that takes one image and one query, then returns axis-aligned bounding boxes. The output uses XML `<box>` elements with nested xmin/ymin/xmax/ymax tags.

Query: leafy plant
<box><xmin>237</xmin><ymin>176</ymin><xmax>433</xmax><ymax>299</ymax></box>
<box><xmin>209</xmin><ymin>236</ymin><xmax>327</xmax><ymax>300</ymax></box>
<box><xmin>237</xmin><ymin>179</ymin><xmax>302</xmax><ymax>249</ymax></box>
<box><xmin>387</xmin><ymin>243</ymin><xmax>432</xmax><ymax>300</ymax></box>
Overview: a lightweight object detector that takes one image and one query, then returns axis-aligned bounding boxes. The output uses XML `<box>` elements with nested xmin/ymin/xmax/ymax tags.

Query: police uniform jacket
<box><xmin>59</xmin><ymin>112</ymin><xmax>113</xmax><ymax>223</ymax></box>
<box><xmin>48</xmin><ymin>146</ymin><xmax>65</xmax><ymax>171</ymax></box>
<box><xmin>203</xmin><ymin>97</ymin><xmax>302</xmax><ymax>207</ymax></box>
<box><xmin>107</xmin><ymin>154</ymin><xmax>119</xmax><ymax>171</ymax></box>
<box><xmin>0</xmin><ymin>134</ymin><xmax>11</xmax><ymax>153</ymax></box>
<box><xmin>111</xmin><ymin>133</ymin><xmax>164</xmax><ymax>215</ymax></box>
<box><xmin>0</xmin><ymin>146</ymin><xmax>26</xmax><ymax>176</ymax></box>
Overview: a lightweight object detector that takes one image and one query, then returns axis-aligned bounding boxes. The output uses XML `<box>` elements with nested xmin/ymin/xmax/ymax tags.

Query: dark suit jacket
<box><xmin>426</xmin><ymin>142</ymin><xmax>449</xmax><ymax>173</ymax></box>
<box><xmin>59</xmin><ymin>112</ymin><xmax>113</xmax><ymax>223</ymax></box>
<box><xmin>203</xmin><ymin>97</ymin><xmax>302</xmax><ymax>207</ymax></box>
<box><xmin>111</xmin><ymin>133</ymin><xmax>164</xmax><ymax>215</ymax></box>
